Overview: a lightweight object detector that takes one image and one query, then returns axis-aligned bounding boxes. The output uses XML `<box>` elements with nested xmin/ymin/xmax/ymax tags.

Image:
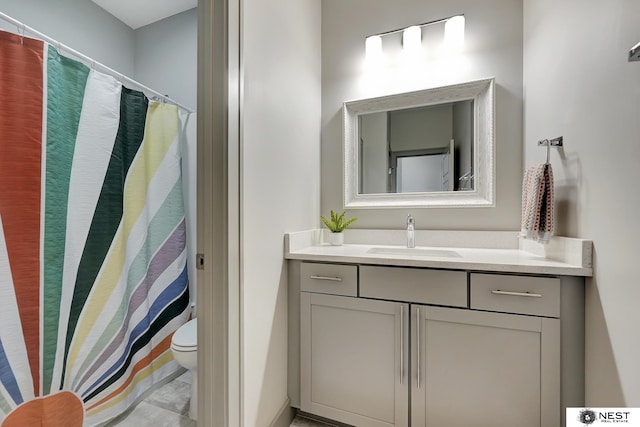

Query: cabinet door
<box><xmin>301</xmin><ymin>293</ymin><xmax>409</xmax><ymax>427</ymax></box>
<box><xmin>411</xmin><ymin>306</ymin><xmax>560</xmax><ymax>427</ymax></box>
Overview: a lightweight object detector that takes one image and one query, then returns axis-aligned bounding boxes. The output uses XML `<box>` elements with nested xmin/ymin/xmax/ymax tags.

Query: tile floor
<box><xmin>290</xmin><ymin>415</ymin><xmax>338</xmax><ymax>426</ymax></box>
<box><xmin>103</xmin><ymin>371</ymin><xmax>336</xmax><ymax>427</ymax></box>
<box><xmin>105</xmin><ymin>370</ymin><xmax>195</xmax><ymax>427</ymax></box>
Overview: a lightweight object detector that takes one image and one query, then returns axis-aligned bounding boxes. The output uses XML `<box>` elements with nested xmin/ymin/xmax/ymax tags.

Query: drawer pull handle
<box><xmin>400</xmin><ymin>305</ymin><xmax>404</xmax><ymax>385</ymax></box>
<box><xmin>416</xmin><ymin>307</ymin><xmax>421</xmax><ymax>389</ymax></box>
<box><xmin>491</xmin><ymin>290</ymin><xmax>542</xmax><ymax>298</ymax></box>
<box><xmin>310</xmin><ymin>275</ymin><xmax>342</xmax><ymax>282</ymax></box>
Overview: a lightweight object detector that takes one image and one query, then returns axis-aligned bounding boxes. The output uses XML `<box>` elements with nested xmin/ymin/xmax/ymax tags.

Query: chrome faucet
<box><xmin>407</xmin><ymin>214</ymin><xmax>415</xmax><ymax>248</ymax></box>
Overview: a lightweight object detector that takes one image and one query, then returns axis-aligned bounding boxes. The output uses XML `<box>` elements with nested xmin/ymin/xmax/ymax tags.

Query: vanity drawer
<box><xmin>470</xmin><ymin>273</ymin><xmax>560</xmax><ymax>317</ymax></box>
<box><xmin>360</xmin><ymin>266</ymin><xmax>467</xmax><ymax>307</ymax></box>
<box><xmin>300</xmin><ymin>262</ymin><xmax>358</xmax><ymax>297</ymax></box>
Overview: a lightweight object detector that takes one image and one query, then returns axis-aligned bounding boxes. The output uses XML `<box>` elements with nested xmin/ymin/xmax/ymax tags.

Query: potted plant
<box><xmin>321</xmin><ymin>210</ymin><xmax>358</xmax><ymax>246</ymax></box>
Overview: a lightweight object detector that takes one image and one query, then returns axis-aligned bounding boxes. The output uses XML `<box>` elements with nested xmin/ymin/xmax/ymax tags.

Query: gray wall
<box><xmin>322</xmin><ymin>0</ymin><xmax>523</xmax><ymax>230</ymax></box>
<box><xmin>134</xmin><ymin>8</ymin><xmax>197</xmax><ymax>109</ymax></box>
<box><xmin>0</xmin><ymin>0</ymin><xmax>135</xmax><ymax>75</ymax></box>
<box><xmin>361</xmin><ymin>112</ymin><xmax>389</xmax><ymax>193</ymax></box>
<box><xmin>241</xmin><ymin>0</ymin><xmax>321</xmax><ymax>425</ymax></box>
<box><xmin>524</xmin><ymin>0</ymin><xmax>640</xmax><ymax>406</ymax></box>
<box><xmin>389</xmin><ymin>104</ymin><xmax>453</xmax><ymax>152</ymax></box>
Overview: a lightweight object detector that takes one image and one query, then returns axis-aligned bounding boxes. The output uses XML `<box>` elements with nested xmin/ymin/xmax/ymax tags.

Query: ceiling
<box><xmin>91</xmin><ymin>0</ymin><xmax>197</xmax><ymax>30</ymax></box>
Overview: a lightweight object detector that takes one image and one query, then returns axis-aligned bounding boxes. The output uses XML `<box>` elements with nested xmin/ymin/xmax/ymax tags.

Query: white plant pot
<box><xmin>326</xmin><ymin>232</ymin><xmax>344</xmax><ymax>246</ymax></box>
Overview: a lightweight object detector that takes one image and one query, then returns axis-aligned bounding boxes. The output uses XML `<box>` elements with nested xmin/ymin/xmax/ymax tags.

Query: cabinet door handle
<box><xmin>416</xmin><ymin>307</ymin><xmax>421</xmax><ymax>389</ymax></box>
<box><xmin>491</xmin><ymin>290</ymin><xmax>542</xmax><ymax>298</ymax></box>
<box><xmin>309</xmin><ymin>275</ymin><xmax>342</xmax><ymax>282</ymax></box>
<box><xmin>400</xmin><ymin>305</ymin><xmax>404</xmax><ymax>385</ymax></box>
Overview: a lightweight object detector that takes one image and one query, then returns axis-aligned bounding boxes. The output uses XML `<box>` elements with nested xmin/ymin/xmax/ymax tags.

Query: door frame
<box><xmin>197</xmin><ymin>0</ymin><xmax>242</xmax><ymax>425</ymax></box>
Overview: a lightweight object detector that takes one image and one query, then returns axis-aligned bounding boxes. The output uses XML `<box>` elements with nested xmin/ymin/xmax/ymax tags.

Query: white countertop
<box><xmin>285</xmin><ymin>230</ymin><xmax>593</xmax><ymax>277</ymax></box>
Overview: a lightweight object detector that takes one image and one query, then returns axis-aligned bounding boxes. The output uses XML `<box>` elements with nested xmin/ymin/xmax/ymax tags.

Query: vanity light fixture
<box><xmin>365</xmin><ymin>14</ymin><xmax>465</xmax><ymax>58</ymax></box>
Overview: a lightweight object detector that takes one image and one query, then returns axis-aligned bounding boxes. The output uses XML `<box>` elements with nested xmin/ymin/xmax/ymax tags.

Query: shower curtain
<box><xmin>0</xmin><ymin>30</ymin><xmax>190</xmax><ymax>426</ymax></box>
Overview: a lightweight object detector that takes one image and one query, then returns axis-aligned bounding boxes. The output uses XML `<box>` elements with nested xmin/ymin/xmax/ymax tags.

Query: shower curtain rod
<box><xmin>0</xmin><ymin>11</ymin><xmax>195</xmax><ymax>114</ymax></box>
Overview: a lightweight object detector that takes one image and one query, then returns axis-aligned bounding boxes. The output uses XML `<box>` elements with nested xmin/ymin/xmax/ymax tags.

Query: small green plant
<box><xmin>321</xmin><ymin>210</ymin><xmax>358</xmax><ymax>233</ymax></box>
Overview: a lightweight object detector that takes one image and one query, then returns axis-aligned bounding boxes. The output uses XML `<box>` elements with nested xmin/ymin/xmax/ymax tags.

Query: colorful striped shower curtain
<box><xmin>0</xmin><ymin>30</ymin><xmax>190</xmax><ymax>426</ymax></box>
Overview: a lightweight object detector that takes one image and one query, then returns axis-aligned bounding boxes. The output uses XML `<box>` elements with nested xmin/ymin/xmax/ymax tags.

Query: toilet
<box><xmin>171</xmin><ymin>318</ymin><xmax>197</xmax><ymax>420</ymax></box>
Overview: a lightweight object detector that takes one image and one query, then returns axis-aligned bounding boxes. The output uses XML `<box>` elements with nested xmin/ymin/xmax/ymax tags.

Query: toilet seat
<box><xmin>171</xmin><ymin>318</ymin><xmax>197</xmax><ymax>352</ymax></box>
<box><xmin>171</xmin><ymin>344</ymin><xmax>196</xmax><ymax>352</ymax></box>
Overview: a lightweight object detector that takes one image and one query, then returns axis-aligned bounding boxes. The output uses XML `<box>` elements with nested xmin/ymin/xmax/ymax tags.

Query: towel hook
<box><xmin>537</xmin><ymin>136</ymin><xmax>563</xmax><ymax>164</ymax></box>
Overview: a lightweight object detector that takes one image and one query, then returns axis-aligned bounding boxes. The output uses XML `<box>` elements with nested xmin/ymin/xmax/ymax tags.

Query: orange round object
<box><xmin>2</xmin><ymin>391</ymin><xmax>84</xmax><ymax>427</ymax></box>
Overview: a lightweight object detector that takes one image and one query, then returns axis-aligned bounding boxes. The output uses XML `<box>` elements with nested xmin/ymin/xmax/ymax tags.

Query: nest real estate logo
<box><xmin>567</xmin><ymin>408</ymin><xmax>640</xmax><ymax>426</ymax></box>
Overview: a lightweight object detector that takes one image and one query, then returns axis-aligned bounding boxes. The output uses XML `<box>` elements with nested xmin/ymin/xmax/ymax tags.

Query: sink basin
<box><xmin>367</xmin><ymin>247</ymin><xmax>462</xmax><ymax>258</ymax></box>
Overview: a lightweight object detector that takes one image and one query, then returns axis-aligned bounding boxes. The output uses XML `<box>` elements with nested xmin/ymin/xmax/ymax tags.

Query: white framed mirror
<box><xmin>343</xmin><ymin>78</ymin><xmax>495</xmax><ymax>208</ymax></box>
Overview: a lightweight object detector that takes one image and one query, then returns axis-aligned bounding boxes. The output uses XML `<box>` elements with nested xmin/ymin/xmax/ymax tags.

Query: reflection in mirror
<box><xmin>344</xmin><ymin>78</ymin><xmax>495</xmax><ymax>208</ymax></box>
<box><xmin>359</xmin><ymin>100</ymin><xmax>474</xmax><ymax>194</ymax></box>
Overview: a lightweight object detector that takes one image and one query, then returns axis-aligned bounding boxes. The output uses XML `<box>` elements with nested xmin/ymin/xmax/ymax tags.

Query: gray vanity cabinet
<box><xmin>300</xmin><ymin>292</ymin><xmax>409</xmax><ymax>427</ymax></box>
<box><xmin>294</xmin><ymin>262</ymin><xmax>584</xmax><ymax>427</ymax></box>
<box><xmin>411</xmin><ymin>305</ymin><xmax>559</xmax><ymax>427</ymax></box>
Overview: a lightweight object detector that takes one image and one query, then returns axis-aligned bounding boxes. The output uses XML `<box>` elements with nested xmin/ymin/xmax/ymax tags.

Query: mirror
<box><xmin>343</xmin><ymin>78</ymin><xmax>495</xmax><ymax>208</ymax></box>
<box><xmin>359</xmin><ymin>100</ymin><xmax>474</xmax><ymax>194</ymax></box>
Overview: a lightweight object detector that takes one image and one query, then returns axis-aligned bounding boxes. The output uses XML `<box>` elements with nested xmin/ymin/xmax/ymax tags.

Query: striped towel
<box><xmin>520</xmin><ymin>163</ymin><xmax>555</xmax><ymax>243</ymax></box>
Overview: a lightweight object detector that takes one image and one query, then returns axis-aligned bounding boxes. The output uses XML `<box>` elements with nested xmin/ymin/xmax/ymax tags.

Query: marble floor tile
<box><xmin>106</xmin><ymin>401</ymin><xmax>196</xmax><ymax>427</ymax></box>
<box><xmin>175</xmin><ymin>370</ymin><xmax>192</xmax><ymax>385</ymax></box>
<box><xmin>144</xmin><ymin>378</ymin><xmax>192</xmax><ymax>415</ymax></box>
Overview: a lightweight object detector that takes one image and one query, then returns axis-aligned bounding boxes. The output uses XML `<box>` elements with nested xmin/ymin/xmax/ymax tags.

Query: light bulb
<box><xmin>402</xmin><ymin>26</ymin><xmax>422</xmax><ymax>54</ymax></box>
<box><xmin>365</xmin><ymin>35</ymin><xmax>383</xmax><ymax>62</ymax></box>
<box><xmin>444</xmin><ymin>15</ymin><xmax>465</xmax><ymax>53</ymax></box>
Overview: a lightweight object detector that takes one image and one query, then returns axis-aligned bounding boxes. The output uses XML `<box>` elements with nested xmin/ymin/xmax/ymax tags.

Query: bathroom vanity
<box><xmin>285</xmin><ymin>230</ymin><xmax>592</xmax><ymax>427</ymax></box>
